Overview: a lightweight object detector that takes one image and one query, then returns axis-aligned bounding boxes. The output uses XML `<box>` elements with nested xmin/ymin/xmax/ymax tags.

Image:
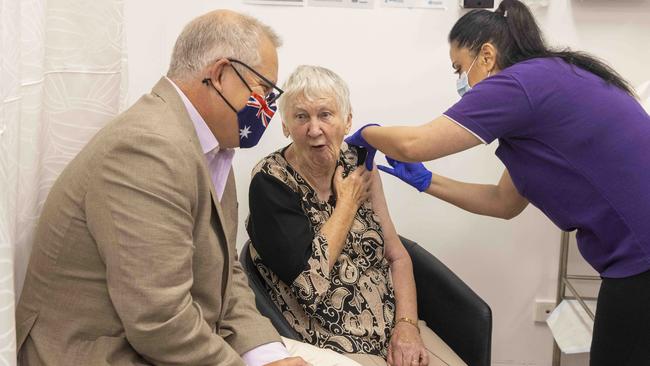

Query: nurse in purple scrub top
<box><xmin>345</xmin><ymin>1</ymin><xmax>650</xmax><ymax>365</ymax></box>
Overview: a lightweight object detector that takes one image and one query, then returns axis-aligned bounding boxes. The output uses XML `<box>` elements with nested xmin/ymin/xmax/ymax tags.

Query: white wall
<box><xmin>124</xmin><ymin>1</ymin><xmax>650</xmax><ymax>365</ymax></box>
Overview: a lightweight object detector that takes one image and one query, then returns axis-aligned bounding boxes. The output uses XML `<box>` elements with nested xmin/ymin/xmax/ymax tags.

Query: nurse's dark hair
<box><xmin>449</xmin><ymin>0</ymin><xmax>635</xmax><ymax>96</ymax></box>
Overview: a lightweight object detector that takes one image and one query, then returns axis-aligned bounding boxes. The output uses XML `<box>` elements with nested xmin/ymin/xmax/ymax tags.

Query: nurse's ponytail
<box><xmin>449</xmin><ymin>0</ymin><xmax>635</xmax><ymax>96</ymax></box>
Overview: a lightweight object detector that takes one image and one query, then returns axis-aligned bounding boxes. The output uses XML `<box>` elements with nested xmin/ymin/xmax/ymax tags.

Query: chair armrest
<box><xmin>240</xmin><ymin>241</ymin><xmax>302</xmax><ymax>340</ymax></box>
<box><xmin>400</xmin><ymin>236</ymin><xmax>492</xmax><ymax>366</ymax></box>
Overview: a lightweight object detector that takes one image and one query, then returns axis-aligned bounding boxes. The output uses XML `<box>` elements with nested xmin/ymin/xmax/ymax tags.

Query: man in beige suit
<box><xmin>15</xmin><ymin>10</ymin><xmax>307</xmax><ymax>366</ymax></box>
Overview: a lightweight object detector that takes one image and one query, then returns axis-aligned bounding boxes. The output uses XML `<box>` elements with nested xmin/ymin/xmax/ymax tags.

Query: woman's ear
<box><xmin>281</xmin><ymin>120</ymin><xmax>290</xmax><ymax>138</ymax></box>
<box><xmin>480</xmin><ymin>43</ymin><xmax>498</xmax><ymax>74</ymax></box>
<box><xmin>345</xmin><ymin>113</ymin><xmax>353</xmax><ymax>134</ymax></box>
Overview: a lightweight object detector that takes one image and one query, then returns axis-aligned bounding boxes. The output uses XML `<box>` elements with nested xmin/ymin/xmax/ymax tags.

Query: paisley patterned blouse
<box><xmin>246</xmin><ymin>144</ymin><xmax>396</xmax><ymax>357</ymax></box>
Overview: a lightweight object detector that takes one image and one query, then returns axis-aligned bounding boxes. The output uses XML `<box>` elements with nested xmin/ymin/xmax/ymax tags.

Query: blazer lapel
<box><xmin>151</xmin><ymin>77</ymin><xmax>234</xmax><ymax>261</ymax></box>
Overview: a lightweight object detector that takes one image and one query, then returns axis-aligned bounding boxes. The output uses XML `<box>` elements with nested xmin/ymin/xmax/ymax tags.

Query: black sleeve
<box><xmin>247</xmin><ymin>172</ymin><xmax>314</xmax><ymax>284</ymax></box>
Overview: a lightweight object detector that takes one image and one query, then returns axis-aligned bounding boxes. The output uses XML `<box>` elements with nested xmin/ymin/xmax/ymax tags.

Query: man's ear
<box><xmin>205</xmin><ymin>58</ymin><xmax>230</xmax><ymax>92</ymax></box>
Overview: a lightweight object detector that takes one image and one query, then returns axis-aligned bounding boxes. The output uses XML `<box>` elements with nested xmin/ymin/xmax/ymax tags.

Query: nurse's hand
<box><xmin>377</xmin><ymin>157</ymin><xmax>432</xmax><ymax>192</ymax></box>
<box><xmin>345</xmin><ymin>123</ymin><xmax>380</xmax><ymax>171</ymax></box>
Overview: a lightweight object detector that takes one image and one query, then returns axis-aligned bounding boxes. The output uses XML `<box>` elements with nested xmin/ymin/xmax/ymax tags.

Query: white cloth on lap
<box><xmin>283</xmin><ymin>337</ymin><xmax>362</xmax><ymax>366</ymax></box>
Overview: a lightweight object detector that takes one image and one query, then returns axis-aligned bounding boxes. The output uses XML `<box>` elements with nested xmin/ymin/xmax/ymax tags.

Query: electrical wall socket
<box><xmin>533</xmin><ymin>300</ymin><xmax>556</xmax><ymax>323</ymax></box>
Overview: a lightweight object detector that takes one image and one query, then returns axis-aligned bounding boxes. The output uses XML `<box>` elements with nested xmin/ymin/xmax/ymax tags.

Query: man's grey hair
<box><xmin>167</xmin><ymin>10</ymin><xmax>281</xmax><ymax>81</ymax></box>
<box><xmin>279</xmin><ymin>65</ymin><xmax>352</xmax><ymax>121</ymax></box>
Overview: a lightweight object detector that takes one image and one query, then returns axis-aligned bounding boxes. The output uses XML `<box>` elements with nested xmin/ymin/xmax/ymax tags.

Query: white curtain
<box><xmin>0</xmin><ymin>0</ymin><xmax>127</xmax><ymax>363</ymax></box>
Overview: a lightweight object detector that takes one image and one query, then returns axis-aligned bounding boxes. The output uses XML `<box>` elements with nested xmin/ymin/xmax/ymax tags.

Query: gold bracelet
<box><xmin>396</xmin><ymin>317</ymin><xmax>419</xmax><ymax>332</ymax></box>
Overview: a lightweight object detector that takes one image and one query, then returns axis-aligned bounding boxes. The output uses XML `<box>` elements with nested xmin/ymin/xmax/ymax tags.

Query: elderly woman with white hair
<box><xmin>246</xmin><ymin>65</ymin><xmax>466</xmax><ymax>366</ymax></box>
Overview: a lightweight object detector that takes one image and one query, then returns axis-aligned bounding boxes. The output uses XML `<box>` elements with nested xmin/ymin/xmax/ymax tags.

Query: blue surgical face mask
<box><xmin>456</xmin><ymin>56</ymin><xmax>478</xmax><ymax>97</ymax></box>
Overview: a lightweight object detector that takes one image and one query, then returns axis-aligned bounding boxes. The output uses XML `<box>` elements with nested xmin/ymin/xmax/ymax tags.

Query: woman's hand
<box><xmin>345</xmin><ymin>123</ymin><xmax>380</xmax><ymax>171</ymax></box>
<box><xmin>377</xmin><ymin>157</ymin><xmax>432</xmax><ymax>192</ymax></box>
<box><xmin>333</xmin><ymin>165</ymin><xmax>371</xmax><ymax>210</ymax></box>
<box><xmin>387</xmin><ymin>322</ymin><xmax>429</xmax><ymax>366</ymax></box>
<box><xmin>320</xmin><ymin>165</ymin><xmax>372</xmax><ymax>269</ymax></box>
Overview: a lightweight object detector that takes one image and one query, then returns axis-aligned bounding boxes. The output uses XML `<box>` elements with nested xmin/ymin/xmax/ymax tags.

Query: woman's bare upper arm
<box><xmin>369</xmin><ymin>168</ymin><xmax>409</xmax><ymax>263</ymax></box>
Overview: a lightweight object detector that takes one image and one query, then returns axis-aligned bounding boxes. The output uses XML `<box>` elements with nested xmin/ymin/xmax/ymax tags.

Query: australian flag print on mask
<box><xmin>238</xmin><ymin>92</ymin><xmax>276</xmax><ymax>149</ymax></box>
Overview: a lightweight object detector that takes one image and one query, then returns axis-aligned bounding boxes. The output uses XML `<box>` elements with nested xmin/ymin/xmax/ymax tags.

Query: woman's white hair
<box><xmin>279</xmin><ymin>65</ymin><xmax>352</xmax><ymax>121</ymax></box>
<box><xmin>167</xmin><ymin>10</ymin><xmax>281</xmax><ymax>82</ymax></box>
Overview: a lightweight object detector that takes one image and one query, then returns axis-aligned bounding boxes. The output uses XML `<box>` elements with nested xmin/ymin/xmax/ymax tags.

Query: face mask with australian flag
<box><xmin>237</xmin><ymin>92</ymin><xmax>277</xmax><ymax>148</ymax></box>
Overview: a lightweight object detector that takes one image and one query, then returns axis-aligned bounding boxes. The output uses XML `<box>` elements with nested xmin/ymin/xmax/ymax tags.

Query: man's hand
<box><xmin>387</xmin><ymin>322</ymin><xmax>429</xmax><ymax>366</ymax></box>
<box><xmin>264</xmin><ymin>356</ymin><xmax>310</xmax><ymax>366</ymax></box>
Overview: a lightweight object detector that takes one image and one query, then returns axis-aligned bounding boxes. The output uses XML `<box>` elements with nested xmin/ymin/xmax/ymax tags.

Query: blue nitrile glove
<box><xmin>377</xmin><ymin>157</ymin><xmax>433</xmax><ymax>192</ymax></box>
<box><xmin>345</xmin><ymin>123</ymin><xmax>380</xmax><ymax>171</ymax></box>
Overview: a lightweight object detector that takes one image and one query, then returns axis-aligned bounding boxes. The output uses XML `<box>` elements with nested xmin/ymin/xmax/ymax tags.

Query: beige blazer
<box><xmin>15</xmin><ymin>78</ymin><xmax>280</xmax><ymax>366</ymax></box>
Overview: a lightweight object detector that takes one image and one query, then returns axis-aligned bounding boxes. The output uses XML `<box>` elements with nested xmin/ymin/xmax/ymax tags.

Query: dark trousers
<box><xmin>590</xmin><ymin>269</ymin><xmax>650</xmax><ymax>366</ymax></box>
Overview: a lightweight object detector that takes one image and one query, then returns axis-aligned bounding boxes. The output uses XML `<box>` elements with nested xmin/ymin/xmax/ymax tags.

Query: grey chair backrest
<box><xmin>400</xmin><ymin>236</ymin><xmax>492</xmax><ymax>366</ymax></box>
<box><xmin>240</xmin><ymin>241</ymin><xmax>301</xmax><ymax>340</ymax></box>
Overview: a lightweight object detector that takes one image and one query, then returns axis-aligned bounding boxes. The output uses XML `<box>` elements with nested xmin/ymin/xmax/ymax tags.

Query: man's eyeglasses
<box><xmin>227</xmin><ymin>58</ymin><xmax>283</xmax><ymax>105</ymax></box>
